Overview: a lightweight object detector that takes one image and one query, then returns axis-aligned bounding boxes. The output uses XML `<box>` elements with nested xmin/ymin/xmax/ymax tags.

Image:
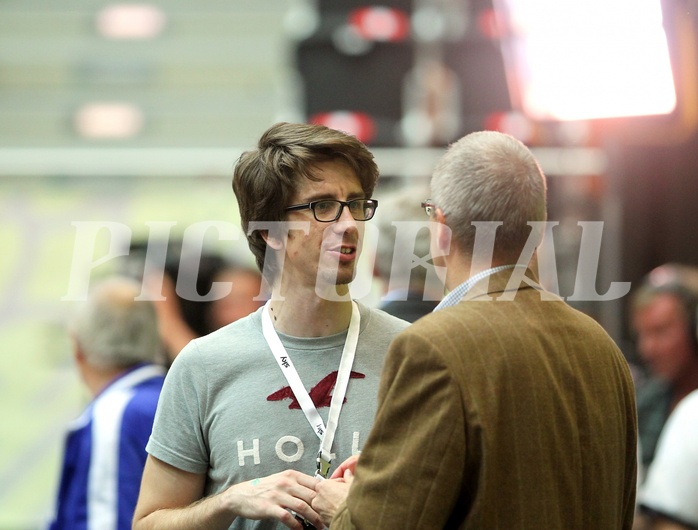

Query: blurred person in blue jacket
<box><xmin>47</xmin><ymin>276</ymin><xmax>165</xmax><ymax>530</ymax></box>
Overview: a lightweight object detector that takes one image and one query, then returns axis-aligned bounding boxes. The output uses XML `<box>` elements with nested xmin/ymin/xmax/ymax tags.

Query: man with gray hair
<box><xmin>312</xmin><ymin>130</ymin><xmax>638</xmax><ymax>529</ymax></box>
<box><xmin>47</xmin><ymin>276</ymin><xmax>165</xmax><ymax>530</ymax></box>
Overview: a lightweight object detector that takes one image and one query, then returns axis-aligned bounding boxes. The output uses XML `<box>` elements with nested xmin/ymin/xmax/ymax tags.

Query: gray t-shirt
<box><xmin>147</xmin><ymin>302</ymin><xmax>409</xmax><ymax>529</ymax></box>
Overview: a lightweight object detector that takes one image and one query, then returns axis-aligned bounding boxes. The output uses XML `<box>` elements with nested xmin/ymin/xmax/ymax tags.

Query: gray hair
<box><xmin>431</xmin><ymin>131</ymin><xmax>547</xmax><ymax>259</ymax></box>
<box><xmin>71</xmin><ymin>276</ymin><xmax>159</xmax><ymax>370</ymax></box>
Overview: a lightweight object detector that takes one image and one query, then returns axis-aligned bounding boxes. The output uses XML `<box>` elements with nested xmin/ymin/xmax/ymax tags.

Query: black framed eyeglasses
<box><xmin>421</xmin><ymin>199</ymin><xmax>437</xmax><ymax>217</ymax></box>
<box><xmin>285</xmin><ymin>198</ymin><xmax>378</xmax><ymax>222</ymax></box>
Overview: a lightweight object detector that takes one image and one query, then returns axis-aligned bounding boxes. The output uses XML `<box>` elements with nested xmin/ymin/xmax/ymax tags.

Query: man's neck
<box><xmin>81</xmin><ymin>363</ymin><xmax>128</xmax><ymax>397</ymax></box>
<box><xmin>443</xmin><ymin>249</ymin><xmax>529</xmax><ymax>292</ymax></box>
<box><xmin>267</xmin><ymin>285</ymin><xmax>353</xmax><ymax>338</ymax></box>
<box><xmin>443</xmin><ymin>254</ymin><xmax>493</xmax><ymax>292</ymax></box>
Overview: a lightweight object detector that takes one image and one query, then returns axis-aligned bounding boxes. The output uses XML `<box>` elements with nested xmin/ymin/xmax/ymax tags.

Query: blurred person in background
<box><xmin>634</xmin><ymin>387</ymin><xmax>698</xmax><ymax>530</ymax></box>
<box><xmin>47</xmin><ymin>276</ymin><xmax>165</xmax><ymax>530</ymax></box>
<box><xmin>154</xmin><ymin>251</ymin><xmax>264</xmax><ymax>362</ymax></box>
<box><xmin>372</xmin><ymin>183</ymin><xmax>442</xmax><ymax>322</ymax></box>
<box><xmin>630</xmin><ymin>263</ymin><xmax>698</xmax><ymax>472</ymax></box>
<box><xmin>133</xmin><ymin>122</ymin><xmax>409</xmax><ymax>530</ymax></box>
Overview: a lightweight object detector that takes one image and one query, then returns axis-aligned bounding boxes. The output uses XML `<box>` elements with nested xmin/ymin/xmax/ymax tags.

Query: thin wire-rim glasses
<box><xmin>421</xmin><ymin>199</ymin><xmax>437</xmax><ymax>217</ymax></box>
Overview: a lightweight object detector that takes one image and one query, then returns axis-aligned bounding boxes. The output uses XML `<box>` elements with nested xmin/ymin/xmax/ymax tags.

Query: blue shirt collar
<box><xmin>434</xmin><ymin>264</ymin><xmax>525</xmax><ymax>311</ymax></box>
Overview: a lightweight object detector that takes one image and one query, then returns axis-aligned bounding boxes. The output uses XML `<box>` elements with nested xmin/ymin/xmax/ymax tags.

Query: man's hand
<box><xmin>309</xmin><ymin>453</ymin><xmax>358</xmax><ymax>527</ymax></box>
<box><xmin>312</xmin><ymin>475</ymin><xmax>354</xmax><ymax>527</ymax></box>
<box><xmin>330</xmin><ymin>454</ymin><xmax>359</xmax><ymax>480</ymax></box>
<box><xmin>134</xmin><ymin>458</ymin><xmax>323</xmax><ymax>530</ymax></box>
<box><xmin>222</xmin><ymin>470</ymin><xmax>324</xmax><ymax>530</ymax></box>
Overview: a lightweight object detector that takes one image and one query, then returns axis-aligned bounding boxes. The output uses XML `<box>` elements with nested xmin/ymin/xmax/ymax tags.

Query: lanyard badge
<box><xmin>262</xmin><ymin>300</ymin><xmax>360</xmax><ymax>480</ymax></box>
<box><xmin>315</xmin><ymin>451</ymin><xmax>332</xmax><ymax>479</ymax></box>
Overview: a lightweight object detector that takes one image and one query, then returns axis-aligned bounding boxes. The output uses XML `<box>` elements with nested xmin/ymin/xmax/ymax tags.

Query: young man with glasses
<box><xmin>133</xmin><ymin>122</ymin><xmax>409</xmax><ymax>530</ymax></box>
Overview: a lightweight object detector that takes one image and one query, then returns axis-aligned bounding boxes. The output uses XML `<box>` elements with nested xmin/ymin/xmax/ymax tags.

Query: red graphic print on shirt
<box><xmin>267</xmin><ymin>370</ymin><xmax>365</xmax><ymax>409</ymax></box>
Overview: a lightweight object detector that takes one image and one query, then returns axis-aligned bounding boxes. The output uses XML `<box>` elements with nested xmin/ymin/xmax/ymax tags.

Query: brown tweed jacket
<box><xmin>332</xmin><ymin>268</ymin><xmax>637</xmax><ymax>529</ymax></box>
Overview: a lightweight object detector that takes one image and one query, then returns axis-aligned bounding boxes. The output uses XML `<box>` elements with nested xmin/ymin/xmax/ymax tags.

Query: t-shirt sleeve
<box><xmin>146</xmin><ymin>341</ymin><xmax>210</xmax><ymax>474</ymax></box>
<box><xmin>638</xmin><ymin>391</ymin><xmax>698</xmax><ymax>527</ymax></box>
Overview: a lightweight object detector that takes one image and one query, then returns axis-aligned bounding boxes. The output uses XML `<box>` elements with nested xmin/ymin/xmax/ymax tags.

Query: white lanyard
<box><xmin>261</xmin><ymin>300</ymin><xmax>360</xmax><ymax>478</ymax></box>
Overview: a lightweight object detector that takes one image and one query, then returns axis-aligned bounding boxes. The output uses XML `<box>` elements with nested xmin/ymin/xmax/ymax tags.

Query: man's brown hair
<box><xmin>232</xmin><ymin>122</ymin><xmax>379</xmax><ymax>278</ymax></box>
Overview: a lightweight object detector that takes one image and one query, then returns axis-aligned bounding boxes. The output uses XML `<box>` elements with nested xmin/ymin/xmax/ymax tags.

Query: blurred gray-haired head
<box><xmin>70</xmin><ymin>276</ymin><xmax>160</xmax><ymax>370</ymax></box>
<box><xmin>631</xmin><ymin>262</ymin><xmax>698</xmax><ymax>334</ymax></box>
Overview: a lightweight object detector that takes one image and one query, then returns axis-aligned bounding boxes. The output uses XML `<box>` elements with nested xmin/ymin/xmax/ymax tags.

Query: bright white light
<box><xmin>97</xmin><ymin>4</ymin><xmax>166</xmax><ymax>40</ymax></box>
<box><xmin>497</xmin><ymin>0</ymin><xmax>676</xmax><ymax>120</ymax></box>
<box><xmin>74</xmin><ymin>102</ymin><xmax>144</xmax><ymax>139</ymax></box>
